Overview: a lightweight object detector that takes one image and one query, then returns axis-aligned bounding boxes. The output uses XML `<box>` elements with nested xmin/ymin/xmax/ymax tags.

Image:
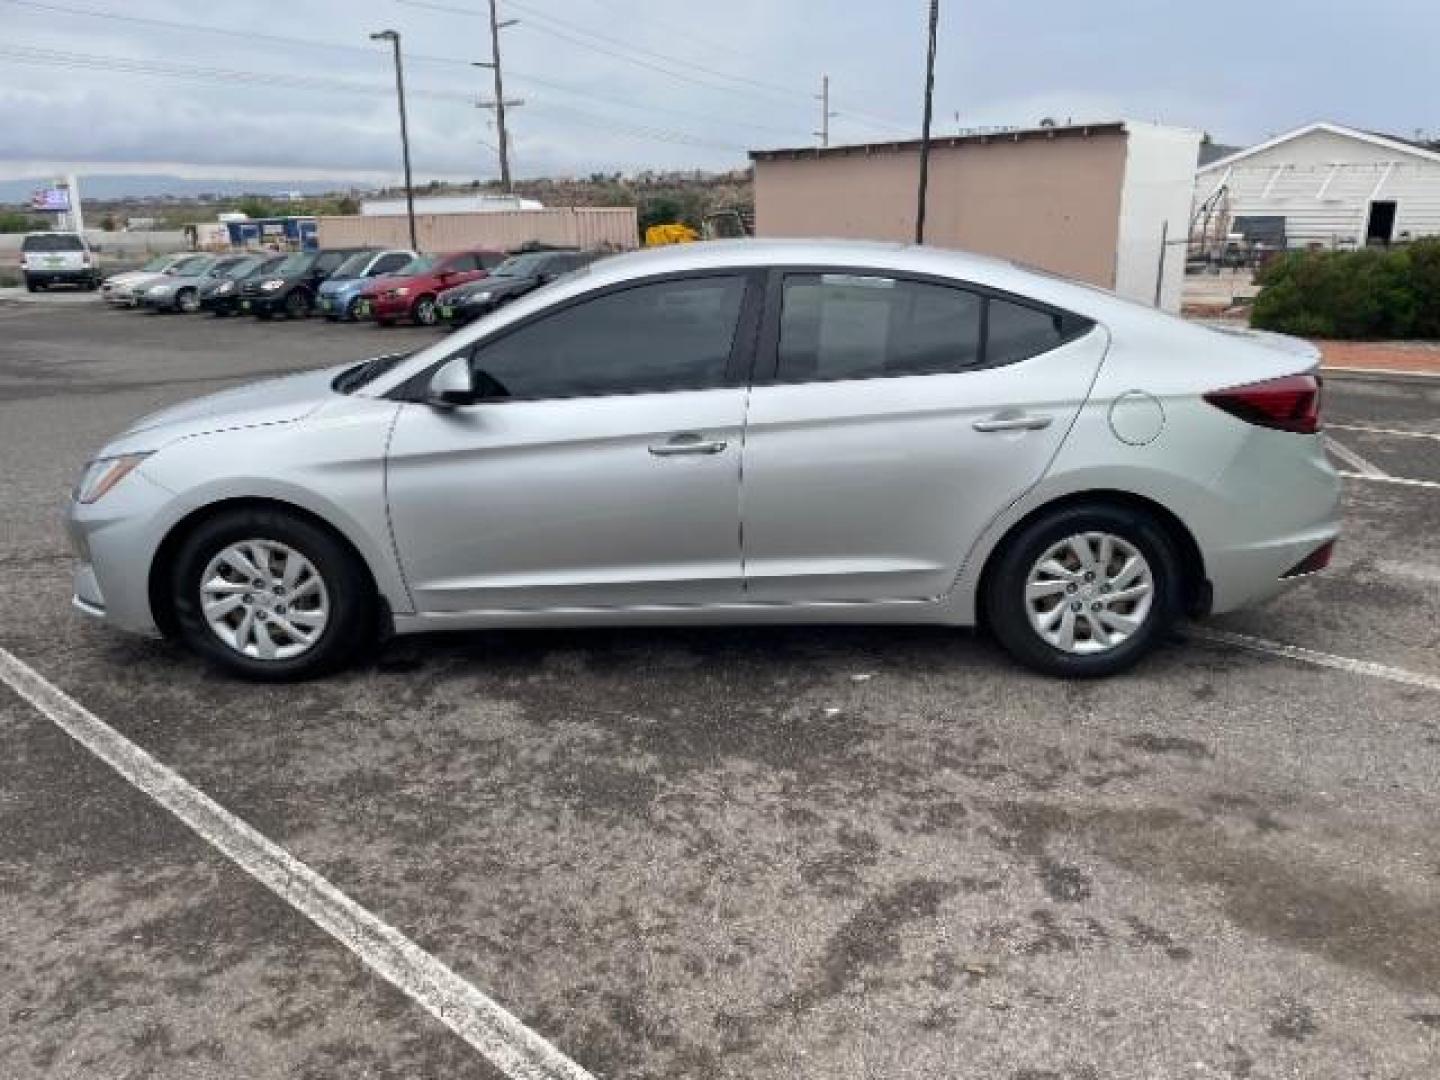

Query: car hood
<box><xmin>457</xmin><ymin>276</ymin><xmax>532</xmax><ymax>302</ymax></box>
<box><xmin>317</xmin><ymin>276</ymin><xmax>364</xmax><ymax>295</ymax></box>
<box><xmin>102</xmin><ymin>364</ymin><xmax>348</xmax><ymax>455</ymax></box>
<box><xmin>108</xmin><ymin>270</ymin><xmax>168</xmax><ymax>289</ymax></box>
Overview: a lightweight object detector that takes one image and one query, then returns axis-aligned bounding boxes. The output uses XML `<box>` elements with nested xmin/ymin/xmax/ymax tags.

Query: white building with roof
<box><xmin>1193</xmin><ymin>121</ymin><xmax>1440</xmax><ymax>251</ymax></box>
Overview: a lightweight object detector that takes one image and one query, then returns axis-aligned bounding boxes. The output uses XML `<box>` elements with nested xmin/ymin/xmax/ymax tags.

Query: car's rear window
<box><xmin>23</xmin><ymin>234</ymin><xmax>85</xmax><ymax>252</ymax></box>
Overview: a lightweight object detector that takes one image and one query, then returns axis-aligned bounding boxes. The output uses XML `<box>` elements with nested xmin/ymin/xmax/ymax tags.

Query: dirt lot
<box><xmin>1</xmin><ymin>297</ymin><xmax>1438</xmax><ymax>1080</ymax></box>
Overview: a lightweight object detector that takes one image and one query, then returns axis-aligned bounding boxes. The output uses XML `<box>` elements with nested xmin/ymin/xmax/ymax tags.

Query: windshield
<box><xmin>169</xmin><ymin>255</ymin><xmax>211</xmax><ymax>275</ymax></box>
<box><xmin>22</xmin><ymin>233</ymin><xmax>85</xmax><ymax>252</ymax></box>
<box><xmin>493</xmin><ymin>252</ymin><xmax>564</xmax><ymax>278</ymax></box>
<box><xmin>218</xmin><ymin>258</ymin><xmax>260</xmax><ymax>279</ymax></box>
<box><xmin>272</xmin><ymin>253</ymin><xmax>314</xmax><ymax>275</ymax></box>
<box><xmin>139</xmin><ymin>255</ymin><xmax>171</xmax><ymax>272</ymax></box>
<box><xmin>332</xmin><ymin>252</ymin><xmax>374</xmax><ymax>277</ymax></box>
<box><xmin>398</xmin><ymin>255</ymin><xmax>438</xmax><ymax>275</ymax></box>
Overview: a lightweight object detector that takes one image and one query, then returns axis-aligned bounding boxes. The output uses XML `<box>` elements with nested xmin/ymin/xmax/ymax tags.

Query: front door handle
<box><xmin>649</xmin><ymin>433</ymin><xmax>728</xmax><ymax>456</ymax></box>
<box><xmin>973</xmin><ymin>413</ymin><xmax>1054</xmax><ymax>433</ymax></box>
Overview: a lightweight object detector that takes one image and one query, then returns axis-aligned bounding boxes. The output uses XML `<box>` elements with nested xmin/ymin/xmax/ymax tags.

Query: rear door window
<box><xmin>371</xmin><ymin>252</ymin><xmax>413</xmax><ymax>275</ymax></box>
<box><xmin>775</xmin><ymin>272</ymin><xmax>1089</xmax><ymax>383</ymax></box>
<box><xmin>777</xmin><ymin>274</ymin><xmax>983</xmax><ymax>382</ymax></box>
<box><xmin>23</xmin><ymin>234</ymin><xmax>84</xmax><ymax>252</ymax></box>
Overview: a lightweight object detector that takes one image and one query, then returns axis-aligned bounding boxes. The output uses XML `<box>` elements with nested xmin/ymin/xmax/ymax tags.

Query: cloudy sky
<box><xmin>1</xmin><ymin>0</ymin><xmax>1436</xmax><ymax>188</ymax></box>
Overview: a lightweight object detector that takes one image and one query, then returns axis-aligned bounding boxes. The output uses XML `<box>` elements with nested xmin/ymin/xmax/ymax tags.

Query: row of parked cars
<box><xmin>92</xmin><ymin>243</ymin><xmax>605</xmax><ymax>329</ymax></box>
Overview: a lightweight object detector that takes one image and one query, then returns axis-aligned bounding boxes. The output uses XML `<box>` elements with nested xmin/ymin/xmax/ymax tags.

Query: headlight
<box><xmin>260</xmin><ymin>279</ymin><xmax>285</xmax><ymax>291</ymax></box>
<box><xmin>472</xmin><ymin>291</ymin><xmax>493</xmax><ymax>302</ymax></box>
<box><xmin>74</xmin><ymin>453</ymin><xmax>150</xmax><ymax>504</ymax></box>
<box><xmin>216</xmin><ymin>281</ymin><xmax>235</xmax><ymax>294</ymax></box>
<box><xmin>393</xmin><ymin>287</ymin><xmax>410</xmax><ymax>296</ymax></box>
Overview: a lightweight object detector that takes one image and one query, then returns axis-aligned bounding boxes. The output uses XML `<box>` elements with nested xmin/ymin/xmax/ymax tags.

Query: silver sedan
<box><xmin>66</xmin><ymin>240</ymin><xmax>1340</xmax><ymax>679</ymax></box>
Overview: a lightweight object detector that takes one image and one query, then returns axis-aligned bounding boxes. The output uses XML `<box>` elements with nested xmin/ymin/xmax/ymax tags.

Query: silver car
<box><xmin>141</xmin><ymin>254</ymin><xmax>257</xmax><ymax>313</ymax></box>
<box><xmin>66</xmin><ymin>240</ymin><xmax>1341</xmax><ymax>679</ymax></box>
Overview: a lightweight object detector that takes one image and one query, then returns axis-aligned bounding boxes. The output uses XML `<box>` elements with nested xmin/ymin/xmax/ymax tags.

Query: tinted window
<box><xmin>23</xmin><ymin>233</ymin><xmax>85</xmax><ymax>252</ymax></box>
<box><xmin>478</xmin><ymin>251</ymin><xmax>507</xmax><ymax>270</ymax></box>
<box><xmin>468</xmin><ymin>276</ymin><xmax>747</xmax><ymax>400</ymax></box>
<box><xmin>273</xmin><ymin>253</ymin><xmax>314</xmax><ymax>275</ymax></box>
<box><xmin>314</xmin><ymin>252</ymin><xmax>348</xmax><ymax>276</ymax></box>
<box><xmin>445</xmin><ymin>254</ymin><xmax>479</xmax><ymax>272</ymax></box>
<box><xmin>778</xmin><ymin>274</ymin><xmax>982</xmax><ymax>382</ymax></box>
<box><xmin>372</xmin><ymin>252</ymin><xmax>412</xmax><ymax>275</ymax></box>
<box><xmin>986</xmin><ymin>298</ymin><xmax>1069</xmax><ymax>366</ymax></box>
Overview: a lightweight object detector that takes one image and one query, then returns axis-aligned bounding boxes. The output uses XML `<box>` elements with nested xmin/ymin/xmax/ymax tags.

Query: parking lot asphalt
<box><xmin>2</xmin><ymin>297</ymin><xmax>1438</xmax><ymax>1079</ymax></box>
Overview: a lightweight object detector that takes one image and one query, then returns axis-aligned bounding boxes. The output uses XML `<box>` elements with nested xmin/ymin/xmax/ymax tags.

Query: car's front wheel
<box><xmin>170</xmin><ymin>507</ymin><xmax>375</xmax><ymax>680</ymax></box>
<box><xmin>176</xmin><ymin>288</ymin><xmax>199</xmax><ymax>313</ymax></box>
<box><xmin>411</xmin><ymin>294</ymin><xmax>439</xmax><ymax>326</ymax></box>
<box><xmin>984</xmin><ymin>504</ymin><xmax>1181</xmax><ymax>678</ymax></box>
<box><xmin>284</xmin><ymin>290</ymin><xmax>310</xmax><ymax>319</ymax></box>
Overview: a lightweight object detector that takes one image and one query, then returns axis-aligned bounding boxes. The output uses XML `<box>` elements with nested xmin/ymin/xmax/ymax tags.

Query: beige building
<box><xmin>316</xmin><ymin>206</ymin><xmax>638</xmax><ymax>254</ymax></box>
<box><xmin>751</xmin><ymin>121</ymin><xmax>1201</xmax><ymax>312</ymax></box>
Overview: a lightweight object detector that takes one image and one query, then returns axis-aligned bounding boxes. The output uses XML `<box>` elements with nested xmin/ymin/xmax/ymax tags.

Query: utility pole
<box><xmin>370</xmin><ymin>29</ymin><xmax>417</xmax><ymax>251</ymax></box>
<box><xmin>915</xmin><ymin>0</ymin><xmax>940</xmax><ymax>244</ymax></box>
<box><xmin>814</xmin><ymin>74</ymin><xmax>836</xmax><ymax>148</ymax></box>
<box><xmin>474</xmin><ymin>0</ymin><xmax>523</xmax><ymax>192</ymax></box>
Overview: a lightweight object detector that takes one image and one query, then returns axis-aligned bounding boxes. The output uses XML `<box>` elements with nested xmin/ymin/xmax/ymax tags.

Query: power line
<box><xmin>395</xmin><ymin>0</ymin><xmax>912</xmax><ymax>136</ymax></box>
<box><xmin>0</xmin><ymin>0</ymin><xmax>799</xmax><ymax>140</ymax></box>
<box><xmin>0</xmin><ymin>40</ymin><xmax>748</xmax><ymax>152</ymax></box>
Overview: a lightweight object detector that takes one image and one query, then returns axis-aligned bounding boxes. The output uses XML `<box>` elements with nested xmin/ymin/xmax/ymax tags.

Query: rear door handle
<box><xmin>973</xmin><ymin>413</ymin><xmax>1054</xmax><ymax>433</ymax></box>
<box><xmin>649</xmin><ymin>433</ymin><xmax>728</xmax><ymax>456</ymax></box>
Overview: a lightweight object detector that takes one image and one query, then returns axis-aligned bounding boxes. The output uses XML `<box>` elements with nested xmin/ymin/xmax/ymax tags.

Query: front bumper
<box><xmin>64</xmin><ymin>469</ymin><xmax>175</xmax><ymax>638</ymax></box>
<box><xmin>140</xmin><ymin>292</ymin><xmax>178</xmax><ymax>311</ymax></box>
<box><xmin>239</xmin><ymin>292</ymin><xmax>287</xmax><ymax>315</ymax></box>
<box><xmin>368</xmin><ymin>294</ymin><xmax>412</xmax><ymax>320</ymax></box>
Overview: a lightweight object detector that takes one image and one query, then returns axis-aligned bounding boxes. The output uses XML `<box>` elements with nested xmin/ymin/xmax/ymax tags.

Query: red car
<box><xmin>360</xmin><ymin>249</ymin><xmax>506</xmax><ymax>327</ymax></box>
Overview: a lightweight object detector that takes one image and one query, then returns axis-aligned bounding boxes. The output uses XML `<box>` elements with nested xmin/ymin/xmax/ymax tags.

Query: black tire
<box><xmin>285</xmin><ymin>289</ymin><xmax>310</xmax><ymax>319</ymax></box>
<box><xmin>26</xmin><ymin>278</ymin><xmax>41</xmax><ymax>293</ymax></box>
<box><xmin>346</xmin><ymin>298</ymin><xmax>366</xmax><ymax>322</ymax></box>
<box><xmin>983</xmin><ymin>503</ymin><xmax>1182</xmax><ymax>678</ymax></box>
<box><xmin>375</xmin><ymin>317</ymin><xmax>395</xmax><ymax>328</ymax></box>
<box><xmin>170</xmin><ymin>507</ymin><xmax>376</xmax><ymax>681</ymax></box>
<box><xmin>411</xmin><ymin>294</ymin><xmax>438</xmax><ymax>326</ymax></box>
<box><xmin>176</xmin><ymin>288</ymin><xmax>199</xmax><ymax>313</ymax></box>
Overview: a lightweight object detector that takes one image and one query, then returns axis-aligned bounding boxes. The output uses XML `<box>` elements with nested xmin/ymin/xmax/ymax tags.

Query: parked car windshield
<box><xmin>218</xmin><ymin>258</ymin><xmax>260</xmax><ymax>279</ymax></box>
<box><xmin>169</xmin><ymin>255</ymin><xmax>211</xmax><ymax>275</ymax></box>
<box><xmin>332</xmin><ymin>252</ymin><xmax>375</xmax><ymax>277</ymax></box>
<box><xmin>138</xmin><ymin>255</ymin><xmax>171</xmax><ymax>272</ymax></box>
<box><xmin>398</xmin><ymin>255</ymin><xmax>439</xmax><ymax>275</ymax></box>
<box><xmin>492</xmin><ymin>252</ymin><xmax>568</xmax><ymax>278</ymax></box>
<box><xmin>272</xmin><ymin>253</ymin><xmax>314</xmax><ymax>275</ymax></box>
<box><xmin>22</xmin><ymin>233</ymin><xmax>85</xmax><ymax>252</ymax></box>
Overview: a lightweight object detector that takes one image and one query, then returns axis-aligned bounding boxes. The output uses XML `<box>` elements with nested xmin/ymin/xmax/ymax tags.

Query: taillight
<box><xmin>1282</xmin><ymin>540</ymin><xmax>1335</xmax><ymax>578</ymax></box>
<box><xmin>1204</xmin><ymin>373</ymin><xmax>1321</xmax><ymax>434</ymax></box>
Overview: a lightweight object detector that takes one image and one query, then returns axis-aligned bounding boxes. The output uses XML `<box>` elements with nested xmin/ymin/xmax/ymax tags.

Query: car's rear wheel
<box><xmin>984</xmin><ymin>504</ymin><xmax>1181</xmax><ymax>677</ymax></box>
<box><xmin>177</xmin><ymin>288</ymin><xmax>199</xmax><ymax>313</ymax></box>
<box><xmin>285</xmin><ymin>290</ymin><xmax>309</xmax><ymax>319</ymax></box>
<box><xmin>411</xmin><ymin>294</ymin><xmax>438</xmax><ymax>326</ymax></box>
<box><xmin>170</xmin><ymin>507</ymin><xmax>375</xmax><ymax>681</ymax></box>
<box><xmin>347</xmin><ymin>297</ymin><xmax>366</xmax><ymax>321</ymax></box>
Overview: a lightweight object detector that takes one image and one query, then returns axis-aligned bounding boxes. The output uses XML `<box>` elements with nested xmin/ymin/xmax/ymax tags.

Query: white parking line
<box><xmin>1338</xmin><ymin>471</ymin><xmax>1440</xmax><ymax>491</ymax></box>
<box><xmin>1325</xmin><ymin>435</ymin><xmax>1388</xmax><ymax>478</ymax></box>
<box><xmin>1189</xmin><ymin>627</ymin><xmax>1440</xmax><ymax>693</ymax></box>
<box><xmin>1328</xmin><ymin>423</ymin><xmax>1440</xmax><ymax>442</ymax></box>
<box><xmin>0</xmin><ymin>645</ymin><xmax>595</xmax><ymax>1080</ymax></box>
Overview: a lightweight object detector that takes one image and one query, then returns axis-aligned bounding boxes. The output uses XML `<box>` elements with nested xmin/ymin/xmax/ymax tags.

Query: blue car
<box><xmin>315</xmin><ymin>248</ymin><xmax>415</xmax><ymax>320</ymax></box>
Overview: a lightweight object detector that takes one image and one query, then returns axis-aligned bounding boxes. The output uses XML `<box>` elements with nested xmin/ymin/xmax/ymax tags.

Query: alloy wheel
<box><xmin>413</xmin><ymin>297</ymin><xmax>437</xmax><ymax>326</ymax></box>
<box><xmin>1023</xmin><ymin>531</ymin><xmax>1154</xmax><ymax>654</ymax></box>
<box><xmin>199</xmin><ymin>539</ymin><xmax>330</xmax><ymax>661</ymax></box>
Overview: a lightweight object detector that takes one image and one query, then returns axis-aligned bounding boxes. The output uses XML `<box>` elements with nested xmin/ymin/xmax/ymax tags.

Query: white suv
<box><xmin>21</xmin><ymin>231</ymin><xmax>101</xmax><ymax>291</ymax></box>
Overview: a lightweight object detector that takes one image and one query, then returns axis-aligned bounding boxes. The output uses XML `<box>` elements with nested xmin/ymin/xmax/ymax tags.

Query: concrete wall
<box><xmin>1116</xmin><ymin>122</ymin><xmax>1203</xmax><ymax>311</ymax></box>
<box><xmin>754</xmin><ymin>132</ymin><xmax>1129</xmax><ymax>291</ymax></box>
<box><xmin>1194</xmin><ymin>129</ymin><xmax>1440</xmax><ymax>248</ymax></box>
<box><xmin>317</xmin><ymin>207</ymin><xmax>638</xmax><ymax>252</ymax></box>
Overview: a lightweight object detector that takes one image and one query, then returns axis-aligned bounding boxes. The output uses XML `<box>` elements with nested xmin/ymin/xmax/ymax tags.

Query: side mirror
<box><xmin>426</xmin><ymin>356</ymin><xmax>479</xmax><ymax>408</ymax></box>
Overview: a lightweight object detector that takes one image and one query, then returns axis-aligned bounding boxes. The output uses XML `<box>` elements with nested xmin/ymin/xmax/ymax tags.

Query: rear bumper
<box><xmin>27</xmin><ymin>268</ymin><xmax>98</xmax><ymax>286</ymax></box>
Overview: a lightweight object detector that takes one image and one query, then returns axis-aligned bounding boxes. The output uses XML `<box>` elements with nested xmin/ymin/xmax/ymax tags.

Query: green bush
<box><xmin>1250</xmin><ymin>244</ymin><xmax>1435</xmax><ymax>339</ymax></box>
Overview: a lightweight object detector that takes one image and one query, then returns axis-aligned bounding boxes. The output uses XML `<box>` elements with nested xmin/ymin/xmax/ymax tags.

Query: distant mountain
<box><xmin>0</xmin><ymin>174</ymin><xmax>364</xmax><ymax>203</ymax></box>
